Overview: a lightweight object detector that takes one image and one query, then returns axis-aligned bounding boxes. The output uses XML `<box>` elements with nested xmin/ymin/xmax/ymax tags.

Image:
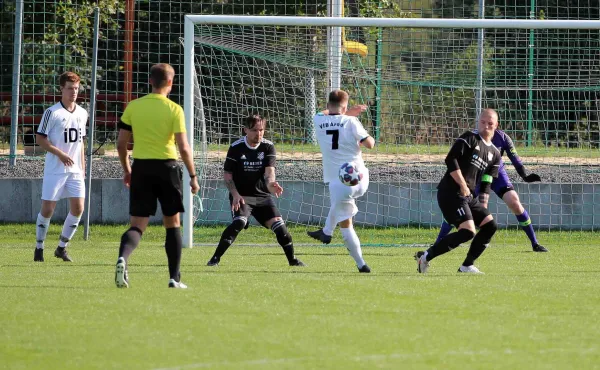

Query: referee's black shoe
<box><xmin>532</xmin><ymin>243</ymin><xmax>548</xmax><ymax>252</ymax></box>
<box><xmin>307</xmin><ymin>229</ymin><xmax>332</xmax><ymax>245</ymax></box>
<box><xmin>289</xmin><ymin>258</ymin><xmax>306</xmax><ymax>267</ymax></box>
<box><xmin>207</xmin><ymin>256</ymin><xmax>220</xmax><ymax>266</ymax></box>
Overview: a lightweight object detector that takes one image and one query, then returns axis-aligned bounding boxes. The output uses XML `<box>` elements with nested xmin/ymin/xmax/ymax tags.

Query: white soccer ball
<box><xmin>339</xmin><ymin>162</ymin><xmax>363</xmax><ymax>186</ymax></box>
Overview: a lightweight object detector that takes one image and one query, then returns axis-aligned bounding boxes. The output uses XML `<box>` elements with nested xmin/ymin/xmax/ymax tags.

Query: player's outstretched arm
<box><xmin>175</xmin><ymin>133</ymin><xmax>200</xmax><ymax>194</ymax></box>
<box><xmin>503</xmin><ymin>132</ymin><xmax>541</xmax><ymax>182</ymax></box>
<box><xmin>320</xmin><ymin>104</ymin><xmax>367</xmax><ymax>117</ymax></box>
<box><xmin>36</xmin><ymin>134</ymin><xmax>74</xmax><ymax>166</ymax></box>
<box><xmin>346</xmin><ymin>105</ymin><xmax>368</xmax><ymax>117</ymax></box>
<box><xmin>265</xmin><ymin>166</ymin><xmax>283</xmax><ymax>198</ymax></box>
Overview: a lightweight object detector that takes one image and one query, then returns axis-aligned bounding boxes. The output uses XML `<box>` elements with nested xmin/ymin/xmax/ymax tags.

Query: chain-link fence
<box><xmin>1</xmin><ymin>0</ymin><xmax>599</xmax><ymax>159</ymax></box>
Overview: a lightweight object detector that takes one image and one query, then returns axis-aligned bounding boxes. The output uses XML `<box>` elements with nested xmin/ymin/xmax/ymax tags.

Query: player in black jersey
<box><xmin>415</xmin><ymin>109</ymin><xmax>502</xmax><ymax>274</ymax></box>
<box><xmin>206</xmin><ymin>114</ymin><xmax>305</xmax><ymax>267</ymax></box>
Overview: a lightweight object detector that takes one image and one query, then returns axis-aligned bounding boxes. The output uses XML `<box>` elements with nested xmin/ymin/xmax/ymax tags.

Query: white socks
<box><xmin>340</xmin><ymin>226</ymin><xmax>366</xmax><ymax>268</ymax></box>
<box><xmin>36</xmin><ymin>213</ymin><xmax>51</xmax><ymax>249</ymax></box>
<box><xmin>58</xmin><ymin>213</ymin><xmax>81</xmax><ymax>248</ymax></box>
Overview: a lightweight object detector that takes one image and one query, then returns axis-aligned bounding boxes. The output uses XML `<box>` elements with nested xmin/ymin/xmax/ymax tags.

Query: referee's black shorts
<box><xmin>437</xmin><ymin>188</ymin><xmax>491</xmax><ymax>228</ymax></box>
<box><xmin>130</xmin><ymin>159</ymin><xmax>184</xmax><ymax>217</ymax></box>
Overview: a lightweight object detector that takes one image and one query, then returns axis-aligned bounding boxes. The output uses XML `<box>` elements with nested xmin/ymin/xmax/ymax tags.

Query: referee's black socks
<box><xmin>463</xmin><ymin>219</ymin><xmax>497</xmax><ymax>267</ymax></box>
<box><xmin>426</xmin><ymin>228</ymin><xmax>474</xmax><ymax>261</ymax></box>
<box><xmin>165</xmin><ymin>227</ymin><xmax>182</xmax><ymax>282</ymax></box>
<box><xmin>119</xmin><ymin>227</ymin><xmax>143</xmax><ymax>262</ymax></box>
<box><xmin>271</xmin><ymin>220</ymin><xmax>296</xmax><ymax>264</ymax></box>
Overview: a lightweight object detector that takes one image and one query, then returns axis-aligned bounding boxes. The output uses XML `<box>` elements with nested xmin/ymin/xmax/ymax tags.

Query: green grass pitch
<box><xmin>1</xmin><ymin>223</ymin><xmax>599</xmax><ymax>369</ymax></box>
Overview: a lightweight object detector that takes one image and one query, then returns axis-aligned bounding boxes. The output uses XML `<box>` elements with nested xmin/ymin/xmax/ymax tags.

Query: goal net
<box><xmin>183</xmin><ymin>16</ymin><xmax>600</xmax><ymax>247</ymax></box>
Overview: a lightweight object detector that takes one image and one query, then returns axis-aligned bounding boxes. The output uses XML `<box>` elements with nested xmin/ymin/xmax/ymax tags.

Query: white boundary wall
<box><xmin>1</xmin><ymin>178</ymin><xmax>597</xmax><ymax>230</ymax></box>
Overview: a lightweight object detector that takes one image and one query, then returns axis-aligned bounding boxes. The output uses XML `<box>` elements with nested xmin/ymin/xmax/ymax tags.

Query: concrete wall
<box><xmin>0</xmin><ymin>179</ymin><xmax>165</xmax><ymax>224</ymax></box>
<box><xmin>0</xmin><ymin>179</ymin><xmax>597</xmax><ymax>230</ymax></box>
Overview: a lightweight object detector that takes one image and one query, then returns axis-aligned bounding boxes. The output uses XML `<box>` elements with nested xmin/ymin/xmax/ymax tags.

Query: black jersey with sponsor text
<box><xmin>223</xmin><ymin>136</ymin><xmax>276</xmax><ymax>198</ymax></box>
<box><xmin>437</xmin><ymin>131</ymin><xmax>501</xmax><ymax>195</ymax></box>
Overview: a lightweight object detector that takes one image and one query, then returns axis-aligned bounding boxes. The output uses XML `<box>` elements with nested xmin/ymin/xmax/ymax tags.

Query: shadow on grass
<box><xmin>2</xmin><ymin>263</ymin><xmax>117</xmax><ymax>267</ymax></box>
<box><xmin>184</xmin><ymin>269</ymin><xmax>422</xmax><ymax>276</ymax></box>
<box><xmin>214</xmin><ymin>251</ymin><xmax>412</xmax><ymax>257</ymax></box>
<box><xmin>0</xmin><ymin>284</ymin><xmax>108</xmax><ymax>289</ymax></box>
<box><xmin>249</xmin><ymin>252</ymin><xmax>352</xmax><ymax>257</ymax></box>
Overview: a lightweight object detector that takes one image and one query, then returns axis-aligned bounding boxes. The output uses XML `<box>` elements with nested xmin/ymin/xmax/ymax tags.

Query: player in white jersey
<box><xmin>33</xmin><ymin>72</ymin><xmax>88</xmax><ymax>263</ymax></box>
<box><xmin>307</xmin><ymin>89</ymin><xmax>375</xmax><ymax>273</ymax></box>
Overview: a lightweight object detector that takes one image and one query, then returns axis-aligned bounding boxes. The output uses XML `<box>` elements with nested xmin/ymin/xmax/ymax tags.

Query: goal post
<box><xmin>183</xmin><ymin>15</ymin><xmax>600</xmax><ymax>248</ymax></box>
<box><xmin>182</xmin><ymin>17</ymin><xmax>195</xmax><ymax>248</ymax></box>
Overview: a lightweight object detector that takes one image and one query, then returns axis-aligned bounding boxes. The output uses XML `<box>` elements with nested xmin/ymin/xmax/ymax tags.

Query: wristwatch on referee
<box><xmin>190</xmin><ymin>173</ymin><xmax>197</xmax><ymax>178</ymax></box>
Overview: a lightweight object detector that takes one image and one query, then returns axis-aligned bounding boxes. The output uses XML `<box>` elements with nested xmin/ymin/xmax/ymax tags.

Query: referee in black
<box><xmin>206</xmin><ymin>114</ymin><xmax>305</xmax><ymax>267</ymax></box>
<box><xmin>416</xmin><ymin>108</ymin><xmax>502</xmax><ymax>274</ymax></box>
<box><xmin>114</xmin><ymin>63</ymin><xmax>200</xmax><ymax>288</ymax></box>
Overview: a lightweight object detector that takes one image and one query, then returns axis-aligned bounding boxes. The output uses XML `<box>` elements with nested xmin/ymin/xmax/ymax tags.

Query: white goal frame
<box><xmin>182</xmin><ymin>15</ymin><xmax>600</xmax><ymax>248</ymax></box>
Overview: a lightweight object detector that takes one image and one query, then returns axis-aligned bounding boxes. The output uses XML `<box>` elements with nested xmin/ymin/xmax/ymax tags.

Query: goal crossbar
<box><xmin>185</xmin><ymin>15</ymin><xmax>600</xmax><ymax>29</ymax></box>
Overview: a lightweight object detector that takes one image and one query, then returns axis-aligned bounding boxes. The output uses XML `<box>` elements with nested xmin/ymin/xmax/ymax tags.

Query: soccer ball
<box><xmin>339</xmin><ymin>162</ymin><xmax>363</xmax><ymax>186</ymax></box>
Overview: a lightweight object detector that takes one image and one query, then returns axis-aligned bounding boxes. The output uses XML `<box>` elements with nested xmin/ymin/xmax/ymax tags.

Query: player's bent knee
<box><xmin>69</xmin><ymin>198</ymin><xmax>85</xmax><ymax>216</ymax></box>
<box><xmin>497</xmin><ymin>186</ymin><xmax>514</xmax><ymax>200</ymax></box>
<box><xmin>458</xmin><ymin>220</ymin><xmax>476</xmax><ymax>234</ymax></box>
<box><xmin>338</xmin><ymin>218</ymin><xmax>353</xmax><ymax>228</ymax></box>
<box><xmin>69</xmin><ymin>208</ymin><xmax>84</xmax><ymax>217</ymax></box>
<box><xmin>231</xmin><ymin>217</ymin><xmax>247</xmax><ymax>232</ymax></box>
<box><xmin>40</xmin><ymin>200</ymin><xmax>57</xmax><ymax>218</ymax></box>
<box><xmin>265</xmin><ymin>217</ymin><xmax>282</xmax><ymax>228</ymax></box>
<box><xmin>477</xmin><ymin>218</ymin><xmax>498</xmax><ymax>244</ymax></box>
<box><xmin>455</xmin><ymin>228</ymin><xmax>476</xmax><ymax>244</ymax></box>
<box><xmin>479</xmin><ymin>214</ymin><xmax>495</xmax><ymax>228</ymax></box>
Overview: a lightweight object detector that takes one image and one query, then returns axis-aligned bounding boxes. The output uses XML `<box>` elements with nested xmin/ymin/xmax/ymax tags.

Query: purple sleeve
<box><xmin>500</xmin><ymin>132</ymin><xmax>527</xmax><ymax>178</ymax></box>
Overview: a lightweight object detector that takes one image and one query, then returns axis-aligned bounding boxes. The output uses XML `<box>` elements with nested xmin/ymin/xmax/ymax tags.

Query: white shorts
<box><xmin>328</xmin><ymin>168</ymin><xmax>369</xmax><ymax>222</ymax></box>
<box><xmin>41</xmin><ymin>173</ymin><xmax>85</xmax><ymax>201</ymax></box>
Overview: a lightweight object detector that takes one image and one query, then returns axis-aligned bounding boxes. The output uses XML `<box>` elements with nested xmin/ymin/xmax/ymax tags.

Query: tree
<box><xmin>20</xmin><ymin>0</ymin><xmax>124</xmax><ymax>95</ymax></box>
